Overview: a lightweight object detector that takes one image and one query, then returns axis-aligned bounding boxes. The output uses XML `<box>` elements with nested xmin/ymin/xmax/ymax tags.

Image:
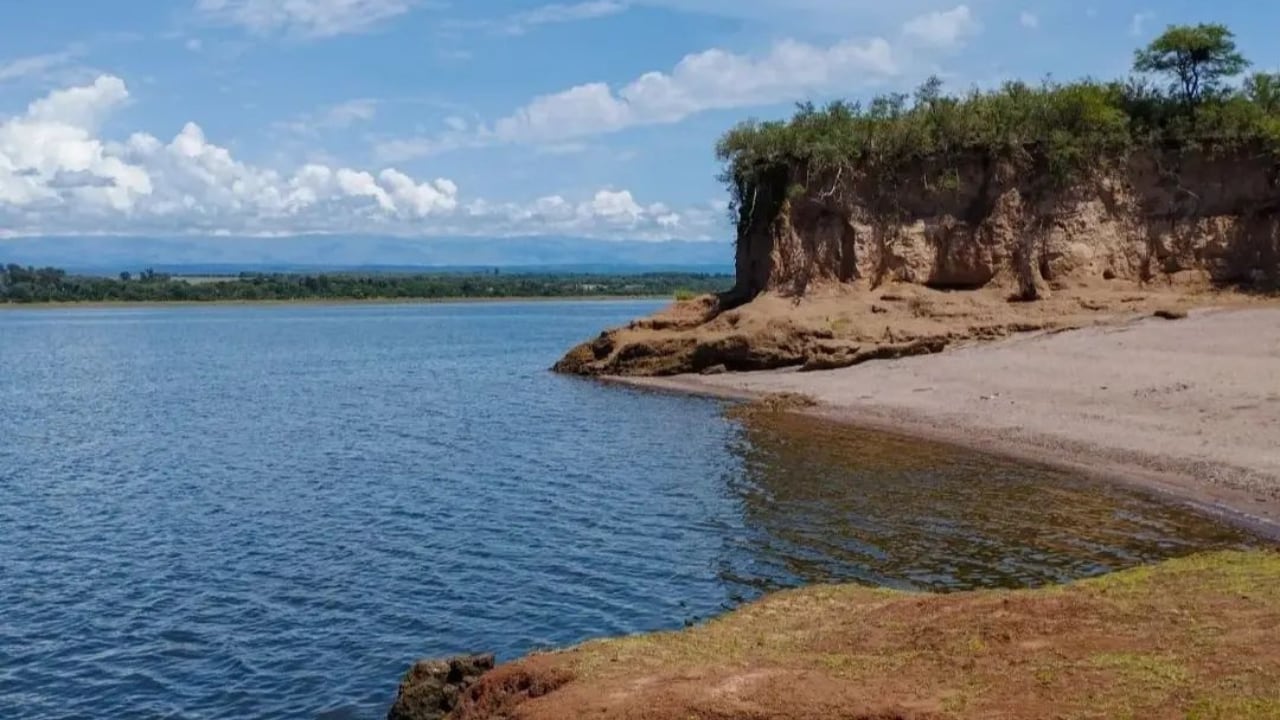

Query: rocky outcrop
<box><xmin>557</xmin><ymin>146</ymin><xmax>1279</xmax><ymax>377</ymax></box>
<box><xmin>387</xmin><ymin>654</ymin><xmax>574</xmax><ymax>720</ymax></box>
<box><xmin>386</xmin><ymin>654</ymin><xmax>495</xmax><ymax>720</ymax></box>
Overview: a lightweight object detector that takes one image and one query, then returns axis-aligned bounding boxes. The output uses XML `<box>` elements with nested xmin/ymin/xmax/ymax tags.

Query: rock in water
<box><xmin>387</xmin><ymin>654</ymin><xmax>495</xmax><ymax>720</ymax></box>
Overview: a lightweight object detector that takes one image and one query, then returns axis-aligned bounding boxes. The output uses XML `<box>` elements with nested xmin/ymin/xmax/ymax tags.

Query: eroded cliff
<box><xmin>556</xmin><ymin>147</ymin><xmax>1279</xmax><ymax>377</ymax></box>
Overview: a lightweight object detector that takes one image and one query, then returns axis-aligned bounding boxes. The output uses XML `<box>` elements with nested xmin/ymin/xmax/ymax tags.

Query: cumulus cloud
<box><xmin>902</xmin><ymin>5</ymin><xmax>979</xmax><ymax>48</ymax></box>
<box><xmin>1</xmin><ymin>75</ymin><xmax>449</xmax><ymax>232</ymax></box>
<box><xmin>459</xmin><ymin>190</ymin><xmax>715</xmax><ymax>239</ymax></box>
<box><xmin>377</xmin><ymin>34</ymin><xmax>896</xmax><ymax>160</ymax></box>
<box><xmin>0</xmin><ymin>76</ymin><xmax>712</xmax><ymax>239</ymax></box>
<box><xmin>195</xmin><ymin>0</ymin><xmax>417</xmax><ymax>38</ymax></box>
<box><xmin>1019</xmin><ymin>11</ymin><xmax>1039</xmax><ymax>29</ymax></box>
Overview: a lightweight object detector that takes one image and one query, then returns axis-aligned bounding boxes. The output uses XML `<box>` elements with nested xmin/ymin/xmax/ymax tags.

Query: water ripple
<box><xmin>0</xmin><ymin>302</ymin><xmax>1264</xmax><ymax>719</ymax></box>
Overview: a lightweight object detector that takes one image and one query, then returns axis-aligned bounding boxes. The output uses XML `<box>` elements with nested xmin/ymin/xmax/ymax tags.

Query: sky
<box><xmin>0</xmin><ymin>0</ymin><xmax>1278</xmax><ymax>249</ymax></box>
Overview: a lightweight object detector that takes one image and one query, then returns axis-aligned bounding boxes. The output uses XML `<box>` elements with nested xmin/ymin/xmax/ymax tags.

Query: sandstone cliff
<box><xmin>730</xmin><ymin>146</ymin><xmax>1278</xmax><ymax>300</ymax></box>
<box><xmin>556</xmin><ymin>147</ymin><xmax>1279</xmax><ymax>377</ymax></box>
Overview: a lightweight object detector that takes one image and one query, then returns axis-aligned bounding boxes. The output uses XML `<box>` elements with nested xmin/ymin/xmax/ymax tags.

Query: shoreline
<box><xmin>0</xmin><ymin>295</ymin><xmax>673</xmax><ymax>311</ymax></box>
<box><xmin>609</xmin><ymin>307</ymin><xmax>1280</xmax><ymax>540</ymax></box>
<box><xmin>397</xmin><ymin>551</ymin><xmax>1280</xmax><ymax>719</ymax></box>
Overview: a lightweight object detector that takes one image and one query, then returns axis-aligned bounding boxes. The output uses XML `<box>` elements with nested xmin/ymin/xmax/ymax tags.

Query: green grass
<box><xmin>513</xmin><ymin>551</ymin><xmax>1280</xmax><ymax>718</ymax></box>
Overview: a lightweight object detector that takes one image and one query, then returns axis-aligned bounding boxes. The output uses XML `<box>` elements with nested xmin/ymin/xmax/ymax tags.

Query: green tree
<box><xmin>1134</xmin><ymin>24</ymin><xmax>1249</xmax><ymax>111</ymax></box>
<box><xmin>1245</xmin><ymin>72</ymin><xmax>1280</xmax><ymax>114</ymax></box>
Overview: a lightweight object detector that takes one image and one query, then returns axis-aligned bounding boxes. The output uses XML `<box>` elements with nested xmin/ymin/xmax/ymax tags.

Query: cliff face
<box><xmin>732</xmin><ymin>147</ymin><xmax>1279</xmax><ymax>301</ymax></box>
<box><xmin>556</xmin><ymin>147</ymin><xmax>1279</xmax><ymax>377</ymax></box>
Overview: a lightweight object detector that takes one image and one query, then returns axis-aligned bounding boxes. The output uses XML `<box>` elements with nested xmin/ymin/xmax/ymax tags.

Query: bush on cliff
<box><xmin>717</xmin><ymin>23</ymin><xmax>1280</xmax><ymax>216</ymax></box>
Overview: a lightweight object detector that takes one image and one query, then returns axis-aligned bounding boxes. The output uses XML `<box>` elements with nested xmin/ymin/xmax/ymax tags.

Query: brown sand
<box><xmin>620</xmin><ymin>307</ymin><xmax>1280</xmax><ymax>535</ymax></box>
<box><xmin>556</xmin><ymin>282</ymin><xmax>1270</xmax><ymax>377</ymax></box>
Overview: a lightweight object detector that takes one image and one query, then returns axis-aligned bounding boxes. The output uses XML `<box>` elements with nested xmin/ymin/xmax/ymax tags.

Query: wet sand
<box><xmin>620</xmin><ymin>307</ymin><xmax>1280</xmax><ymax>536</ymax></box>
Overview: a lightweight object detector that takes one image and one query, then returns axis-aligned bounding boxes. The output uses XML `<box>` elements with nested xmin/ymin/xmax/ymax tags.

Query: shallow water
<box><xmin>0</xmin><ymin>301</ymin><xmax>1262</xmax><ymax>719</ymax></box>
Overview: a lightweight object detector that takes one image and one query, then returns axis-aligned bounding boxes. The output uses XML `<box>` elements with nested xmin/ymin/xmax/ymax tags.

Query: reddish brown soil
<box><xmin>441</xmin><ymin>552</ymin><xmax>1280</xmax><ymax>720</ymax></box>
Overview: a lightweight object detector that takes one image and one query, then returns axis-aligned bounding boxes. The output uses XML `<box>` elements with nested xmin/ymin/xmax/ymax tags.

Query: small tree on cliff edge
<box><xmin>1134</xmin><ymin>23</ymin><xmax>1249</xmax><ymax>112</ymax></box>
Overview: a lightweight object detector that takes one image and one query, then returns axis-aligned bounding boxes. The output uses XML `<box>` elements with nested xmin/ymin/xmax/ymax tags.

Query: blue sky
<box><xmin>1</xmin><ymin>0</ymin><xmax>1277</xmax><ymax>245</ymax></box>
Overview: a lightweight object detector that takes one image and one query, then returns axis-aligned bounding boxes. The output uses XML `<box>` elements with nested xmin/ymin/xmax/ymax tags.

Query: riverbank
<box><xmin>620</xmin><ymin>306</ymin><xmax>1280</xmax><ymax>537</ymax></box>
<box><xmin>386</xmin><ymin>307</ymin><xmax>1280</xmax><ymax>720</ymax></box>
<box><xmin>395</xmin><ymin>551</ymin><xmax>1280</xmax><ymax>719</ymax></box>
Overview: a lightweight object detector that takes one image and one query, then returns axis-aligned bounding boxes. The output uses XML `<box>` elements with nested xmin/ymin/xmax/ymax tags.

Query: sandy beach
<box><xmin>622</xmin><ymin>307</ymin><xmax>1280</xmax><ymax>536</ymax></box>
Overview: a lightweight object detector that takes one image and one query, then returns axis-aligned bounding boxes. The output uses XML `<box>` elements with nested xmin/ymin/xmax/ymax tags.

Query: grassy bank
<box><xmin>433</xmin><ymin>551</ymin><xmax>1280</xmax><ymax>719</ymax></box>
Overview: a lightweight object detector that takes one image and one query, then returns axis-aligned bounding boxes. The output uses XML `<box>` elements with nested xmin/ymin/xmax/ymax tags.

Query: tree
<box><xmin>1134</xmin><ymin>24</ymin><xmax>1249</xmax><ymax>111</ymax></box>
<box><xmin>1245</xmin><ymin>72</ymin><xmax>1280</xmax><ymax>114</ymax></box>
<box><xmin>914</xmin><ymin>75</ymin><xmax>945</xmax><ymax>108</ymax></box>
<box><xmin>119</xmin><ymin>271</ymin><xmax>132</xmax><ymax>282</ymax></box>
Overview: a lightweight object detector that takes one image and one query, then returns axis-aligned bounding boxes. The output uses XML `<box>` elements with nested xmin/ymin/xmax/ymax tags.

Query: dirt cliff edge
<box><xmin>556</xmin><ymin>147</ymin><xmax>1279</xmax><ymax>377</ymax></box>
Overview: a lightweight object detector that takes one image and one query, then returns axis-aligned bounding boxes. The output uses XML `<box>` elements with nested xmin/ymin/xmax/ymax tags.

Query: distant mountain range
<box><xmin>0</xmin><ymin>236</ymin><xmax>735</xmax><ymax>275</ymax></box>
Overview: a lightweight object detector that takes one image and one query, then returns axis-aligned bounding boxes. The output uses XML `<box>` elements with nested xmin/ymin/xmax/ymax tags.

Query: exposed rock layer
<box><xmin>556</xmin><ymin>147</ymin><xmax>1279</xmax><ymax>377</ymax></box>
<box><xmin>732</xmin><ymin>147</ymin><xmax>1278</xmax><ymax>300</ymax></box>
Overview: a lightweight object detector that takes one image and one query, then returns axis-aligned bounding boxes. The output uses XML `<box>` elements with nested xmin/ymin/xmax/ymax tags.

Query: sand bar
<box><xmin>620</xmin><ymin>307</ymin><xmax>1280</xmax><ymax>536</ymax></box>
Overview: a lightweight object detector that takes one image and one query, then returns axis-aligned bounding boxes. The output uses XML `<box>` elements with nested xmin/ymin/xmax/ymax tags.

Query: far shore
<box><xmin>613</xmin><ymin>306</ymin><xmax>1280</xmax><ymax>539</ymax></box>
<box><xmin>0</xmin><ymin>295</ymin><xmax>674</xmax><ymax>311</ymax></box>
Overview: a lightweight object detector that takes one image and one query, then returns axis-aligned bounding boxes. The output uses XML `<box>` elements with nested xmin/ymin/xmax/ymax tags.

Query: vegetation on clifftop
<box><xmin>717</xmin><ymin>23</ymin><xmax>1280</xmax><ymax>213</ymax></box>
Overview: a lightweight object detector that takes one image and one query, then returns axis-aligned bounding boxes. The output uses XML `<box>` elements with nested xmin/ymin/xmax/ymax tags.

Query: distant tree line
<box><xmin>0</xmin><ymin>263</ymin><xmax>732</xmax><ymax>304</ymax></box>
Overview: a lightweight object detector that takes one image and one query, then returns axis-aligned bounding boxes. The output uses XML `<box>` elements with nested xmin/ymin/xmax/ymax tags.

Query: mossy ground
<box><xmin>452</xmin><ymin>551</ymin><xmax>1280</xmax><ymax>719</ymax></box>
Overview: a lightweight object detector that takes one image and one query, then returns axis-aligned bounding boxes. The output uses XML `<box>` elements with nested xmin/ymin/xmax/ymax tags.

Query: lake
<box><xmin>0</xmin><ymin>301</ymin><xmax>1261</xmax><ymax>719</ymax></box>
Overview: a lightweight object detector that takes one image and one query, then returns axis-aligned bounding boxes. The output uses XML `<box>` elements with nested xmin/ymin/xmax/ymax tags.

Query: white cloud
<box><xmin>590</xmin><ymin>189</ymin><xmax>643</xmax><ymax>221</ymax></box>
<box><xmin>195</xmin><ymin>0</ymin><xmax>417</xmax><ymax>37</ymax></box>
<box><xmin>276</xmin><ymin>99</ymin><xmax>379</xmax><ymax>137</ymax></box>
<box><xmin>459</xmin><ymin>192</ymin><xmax>717</xmax><ymax>239</ymax></box>
<box><xmin>1019</xmin><ymin>11</ymin><xmax>1039</xmax><ymax>29</ymax></box>
<box><xmin>1</xmin><ymin>75</ymin><xmax>452</xmax><ymax>233</ymax></box>
<box><xmin>377</xmin><ymin>34</ymin><xmax>896</xmax><ymax>160</ymax></box>
<box><xmin>0</xmin><ymin>75</ymin><xmax>714</xmax><ymax>240</ymax></box>
<box><xmin>535</xmin><ymin>142</ymin><xmax>591</xmax><ymax>156</ymax></box>
<box><xmin>496</xmin><ymin>1</ymin><xmax>628</xmax><ymax>35</ymax></box>
<box><xmin>325</xmin><ymin>99</ymin><xmax>378</xmax><ymax>126</ymax></box>
<box><xmin>0</xmin><ymin>77</ymin><xmax>146</xmax><ymax>212</ymax></box>
<box><xmin>1130</xmin><ymin>11</ymin><xmax>1155</xmax><ymax>37</ymax></box>
<box><xmin>0</xmin><ymin>48</ymin><xmax>82</xmax><ymax>84</ymax></box>
<box><xmin>631</xmin><ymin>0</ymin><xmax>913</xmax><ymax>29</ymax></box>
<box><xmin>26</xmin><ymin>75</ymin><xmax>130</xmax><ymax>129</ymax></box>
<box><xmin>902</xmin><ymin>5</ymin><xmax>979</xmax><ymax>48</ymax></box>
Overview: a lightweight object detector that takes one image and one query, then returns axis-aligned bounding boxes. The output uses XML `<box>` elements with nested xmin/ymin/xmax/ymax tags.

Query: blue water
<box><xmin>0</xmin><ymin>301</ymin><xmax>1259</xmax><ymax>719</ymax></box>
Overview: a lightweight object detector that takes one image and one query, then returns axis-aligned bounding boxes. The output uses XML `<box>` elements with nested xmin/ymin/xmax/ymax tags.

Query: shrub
<box><xmin>716</xmin><ymin>25</ymin><xmax>1278</xmax><ymax>218</ymax></box>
